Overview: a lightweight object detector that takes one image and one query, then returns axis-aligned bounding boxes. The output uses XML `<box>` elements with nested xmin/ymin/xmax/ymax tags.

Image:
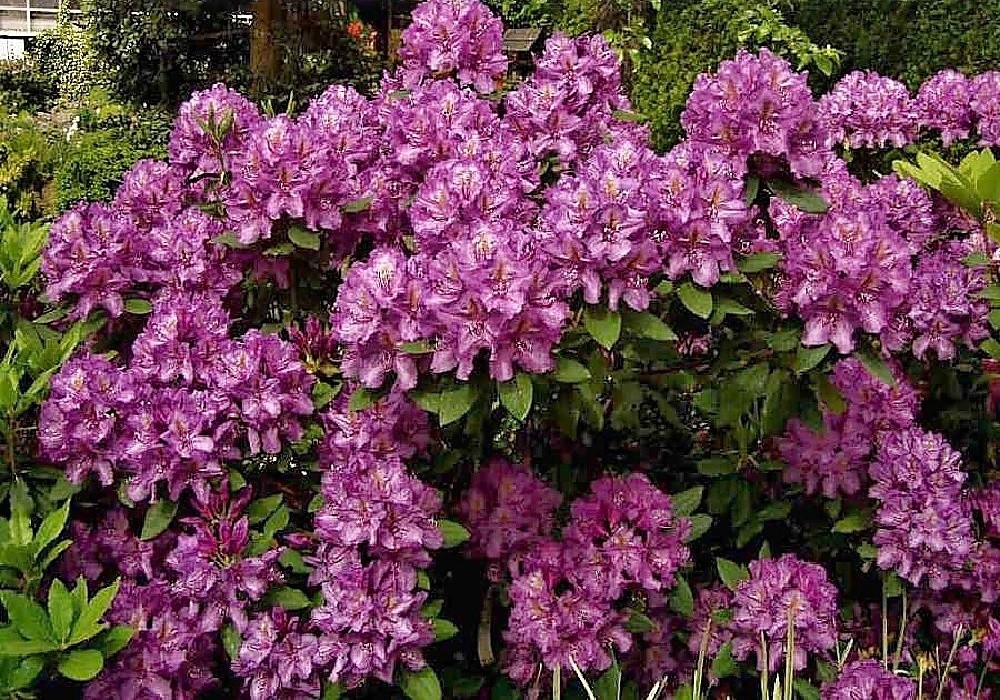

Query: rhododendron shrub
<box><xmin>7</xmin><ymin>0</ymin><xmax>1000</xmax><ymax>697</ymax></box>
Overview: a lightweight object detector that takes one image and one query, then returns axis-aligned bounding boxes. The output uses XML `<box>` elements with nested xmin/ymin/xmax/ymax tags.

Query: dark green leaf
<box><xmin>420</xmin><ymin>600</ymin><xmax>443</xmax><ymax>619</ymax></box>
<box><xmin>33</xmin><ymin>500</ymin><xmax>70</xmax><ymax>556</ymax></box>
<box><xmin>711</xmin><ymin>641</ymin><xmax>738</xmax><ymax>679</ymax></box>
<box><xmin>69</xmin><ymin>579</ymin><xmax>119</xmax><ymax>645</ymax></box>
<box><xmin>793</xmin><ymin>679</ymin><xmax>821</xmax><ymax>700</ymax></box>
<box><xmin>856</xmin><ymin>349</ymin><xmax>896</xmax><ymax>387</ymax></box>
<box><xmin>833</xmin><ymin>512</ymin><xmax>871</xmax><ymax>533</ymax></box>
<box><xmin>311</xmin><ymin>381</ymin><xmax>339</xmax><ymax>410</ymax></box>
<box><xmin>716</xmin><ymin>558</ymin><xmax>750</xmax><ymax>591</ymax></box>
<box><xmin>33</xmin><ymin>307</ymin><xmax>68</xmax><ymax>325</ymax></box>
<box><xmin>438</xmin><ymin>384</ymin><xmax>476</xmax><ymax>426</ymax></box>
<box><xmin>124</xmin><ymin>299</ymin><xmax>153</xmax><ymax>315</ymax></box>
<box><xmin>815</xmin><ymin>374</ymin><xmax>846</xmax><ymax>415</ymax></box>
<box><xmin>553</xmin><ymin>358</ymin><xmax>591</xmax><ymax>383</ymax></box>
<box><xmin>97</xmin><ymin>626</ymin><xmax>134</xmax><ymax>657</ymax></box>
<box><xmin>738</xmin><ymin>252</ymin><xmax>782</xmax><ymax>273</ymax></box>
<box><xmin>279</xmin><ymin>549</ymin><xmax>311</xmax><ymax>574</ymax></box>
<box><xmin>399</xmin><ymin>341</ymin><xmax>434</xmax><ymax>355</ymax></box>
<box><xmin>625</xmin><ymin>609</ymin><xmax>654</xmax><ymax>633</ymax></box>
<box><xmin>795</xmin><ymin>343</ymin><xmax>830</xmax><ymax>373</ymax></box>
<box><xmin>583</xmin><ymin>306</ymin><xmax>622</xmax><ymax>349</ymax></box>
<box><xmin>983</xmin><ymin>338</ymin><xmax>1000</xmax><ymax>359</ymax></box>
<box><xmin>262</xmin><ymin>505</ymin><xmax>290</xmax><ymax>540</ymax></box>
<box><xmin>247</xmin><ymin>495</ymin><xmax>283</xmax><ymax>525</ymax></box>
<box><xmin>678</xmin><ymin>282</ymin><xmax>713</xmax><ymax>319</ymax></box>
<box><xmin>669</xmin><ymin>577</ymin><xmax>694</xmax><ymax>617</ymax></box>
<box><xmin>221</xmin><ymin>624</ymin><xmax>241</xmax><ymax>660</ymax></box>
<box><xmin>399</xmin><ymin>667</ymin><xmax>443</xmax><ymax>700</ymax></box>
<box><xmin>140</xmin><ymin>500</ymin><xmax>177</xmax><ymax>540</ymax></box>
<box><xmin>348</xmin><ymin>387</ymin><xmax>377</xmax><ymax>413</ymax></box>
<box><xmin>58</xmin><ymin>649</ymin><xmax>104</xmax><ymax>681</ymax></box>
<box><xmin>592</xmin><ymin>659</ymin><xmax>622</xmax><ymax>700</ymax></box>
<box><xmin>672</xmin><ymin>487</ymin><xmax>703</xmax><ymax>517</ymax></box>
<box><xmin>210</xmin><ymin>232</ymin><xmax>249</xmax><ymax>248</ymax></box>
<box><xmin>288</xmin><ymin>227</ymin><xmax>321</xmax><ymax>251</ymax></box>
<box><xmin>623</xmin><ymin>310</ymin><xmax>678</xmax><ymax>341</ymax></box>
<box><xmin>768</xmin><ymin>179</ymin><xmax>830</xmax><ymax>213</ymax></box>
<box><xmin>268</xmin><ymin>587</ymin><xmax>311</xmax><ymax>611</ymax></box>
<box><xmin>685</xmin><ymin>514</ymin><xmax>713</xmax><ymax>542</ymax></box>
<box><xmin>697</xmin><ymin>457</ymin><xmax>736</xmax><ymax>477</ymax></box>
<box><xmin>0</xmin><ymin>637</ymin><xmax>59</xmax><ymax>656</ymax></box>
<box><xmin>343</xmin><ymin>197</ymin><xmax>373</xmax><ymax>214</ymax></box>
<box><xmin>8</xmin><ymin>655</ymin><xmax>44</xmax><ymax>689</ymax></box>
<box><xmin>743</xmin><ymin>176</ymin><xmax>760</xmax><ymax>206</ymax></box>
<box><xmin>438</xmin><ymin>520</ymin><xmax>471</xmax><ymax>548</ymax></box>
<box><xmin>499</xmin><ymin>373</ymin><xmax>533</xmax><ymax>422</ymax></box>
<box><xmin>432</xmin><ymin>619</ymin><xmax>459</xmax><ymax>641</ymax></box>
<box><xmin>410</xmin><ymin>389</ymin><xmax>441</xmax><ymax>414</ymax></box>
<box><xmin>757</xmin><ymin>502</ymin><xmax>791</xmax><ymax>521</ymax></box>
<box><xmin>47</xmin><ymin>579</ymin><xmax>74</xmax><ymax>642</ymax></box>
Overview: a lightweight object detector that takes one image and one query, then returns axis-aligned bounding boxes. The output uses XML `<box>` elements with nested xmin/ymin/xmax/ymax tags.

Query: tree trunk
<box><xmin>250</xmin><ymin>0</ymin><xmax>280</xmax><ymax>96</ymax></box>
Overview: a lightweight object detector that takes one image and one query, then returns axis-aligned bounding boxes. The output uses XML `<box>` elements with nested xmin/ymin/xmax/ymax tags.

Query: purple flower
<box><xmin>869</xmin><ymin>429</ymin><xmax>974</xmax><ymax>590</ymax></box>
<box><xmin>821</xmin><ymin>659</ymin><xmax>916</xmax><ymax>699</ymax></box>
<box><xmin>169</xmin><ymin>83</ymin><xmax>264</xmax><ymax>176</ymax></box>
<box><xmin>731</xmin><ymin>554</ymin><xmax>839</xmax><ymax>672</ymax></box>
<box><xmin>682</xmin><ymin>49</ymin><xmax>833</xmax><ymax>179</ymax></box>
<box><xmin>397</xmin><ymin>0</ymin><xmax>507</xmax><ymax>93</ymax></box>
<box><xmin>971</xmin><ymin>72</ymin><xmax>1000</xmax><ymax>147</ymax></box>
<box><xmin>233</xmin><ymin>608</ymin><xmax>323</xmax><ymax>700</ymax></box>
<box><xmin>780</xmin><ymin>357</ymin><xmax>919</xmax><ymax>498</ymax></box>
<box><xmin>504</xmin><ymin>539</ymin><xmax>632</xmax><ymax>683</ymax></box>
<box><xmin>565</xmin><ymin>473</ymin><xmax>690</xmax><ymax>600</ymax></box>
<box><xmin>457</xmin><ymin>457</ymin><xmax>562</xmax><ymax>561</ymax></box>
<box><xmin>819</xmin><ymin>71</ymin><xmax>918</xmax><ymax>149</ymax></box>
<box><xmin>916</xmin><ymin>70</ymin><xmax>973</xmax><ymax>146</ymax></box>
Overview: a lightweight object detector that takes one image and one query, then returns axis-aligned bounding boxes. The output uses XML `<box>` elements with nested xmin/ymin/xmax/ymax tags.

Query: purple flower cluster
<box><xmin>40</xmin><ymin>291</ymin><xmax>314</xmax><ymax>501</ymax></box>
<box><xmin>318</xmin><ymin>385</ymin><xmax>431</xmax><ymax>465</ymax></box>
<box><xmin>232</xmin><ymin>607</ymin><xmax>323</xmax><ymax>700</ymax></box>
<box><xmin>656</xmin><ymin>142</ymin><xmax>748</xmax><ymax>287</ymax></box>
<box><xmin>769</xmin><ymin>171</ymin><xmax>990</xmax><ymax>356</ymax></box>
<box><xmin>168</xmin><ymin>83</ymin><xmax>264</xmax><ymax>177</ymax></box>
<box><xmin>502</xmin><ymin>474</ymin><xmax>690</xmax><ymax>682</ymax></box>
<box><xmin>819</xmin><ymin>71</ymin><xmax>918</xmax><ymax>150</ymax></box>
<box><xmin>869</xmin><ymin>429</ymin><xmax>974</xmax><ymax>590</ymax></box>
<box><xmin>885</xmin><ymin>240</ymin><xmax>990</xmax><ymax>360</ymax></box>
<box><xmin>456</xmin><ymin>457</ymin><xmax>562</xmax><ymax>561</ymax></box>
<box><xmin>815</xmin><ymin>67</ymin><xmax>1000</xmax><ymax>150</ymax></box>
<box><xmin>682</xmin><ymin>48</ymin><xmax>832</xmax><ymax>179</ymax></box>
<box><xmin>505</xmin><ymin>33</ymin><xmax>638</xmax><ymax>166</ymax></box>
<box><xmin>821</xmin><ymin>660</ymin><xmax>916</xmax><ymax>700</ymax></box>
<box><xmin>68</xmin><ymin>484</ymin><xmax>283</xmax><ymax>698</ymax></box>
<box><xmin>299</xmin><ymin>396</ymin><xmax>442</xmax><ymax>689</ymax></box>
<box><xmin>781</xmin><ymin>357</ymin><xmax>919</xmax><ymax>498</ymax></box>
<box><xmin>731</xmin><ymin>554</ymin><xmax>839</xmax><ymax>672</ymax></box>
<box><xmin>916</xmin><ymin>70</ymin><xmax>974</xmax><ymax>146</ymax></box>
<box><xmin>971</xmin><ymin>72</ymin><xmax>1000</xmax><ymax>147</ymax></box>
<box><xmin>397</xmin><ymin>0</ymin><xmax>507</xmax><ymax>92</ymax></box>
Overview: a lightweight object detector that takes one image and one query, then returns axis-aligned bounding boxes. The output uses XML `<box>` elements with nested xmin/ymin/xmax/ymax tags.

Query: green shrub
<box><xmin>53</xmin><ymin>104</ymin><xmax>171</xmax><ymax>211</ymax></box>
<box><xmin>30</xmin><ymin>21</ymin><xmax>109</xmax><ymax>106</ymax></box>
<box><xmin>0</xmin><ymin>60</ymin><xmax>58</xmax><ymax>114</ymax></box>
<box><xmin>0</xmin><ymin>112</ymin><xmax>62</xmax><ymax>221</ymax></box>
<box><xmin>789</xmin><ymin>0</ymin><xmax>1000</xmax><ymax>87</ymax></box>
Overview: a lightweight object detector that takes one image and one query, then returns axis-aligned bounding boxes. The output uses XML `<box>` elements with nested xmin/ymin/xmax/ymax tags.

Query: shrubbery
<box><xmin>790</xmin><ymin>0</ymin><xmax>1000</xmax><ymax>88</ymax></box>
<box><xmin>3</xmin><ymin>1</ymin><xmax>1000</xmax><ymax>698</ymax></box>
